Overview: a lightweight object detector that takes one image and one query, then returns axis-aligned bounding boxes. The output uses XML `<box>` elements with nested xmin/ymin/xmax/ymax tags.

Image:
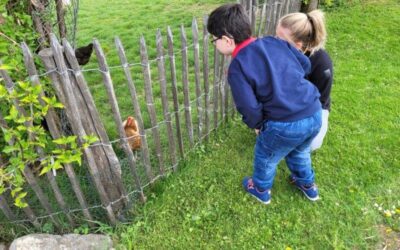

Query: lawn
<box><xmin>109</xmin><ymin>0</ymin><xmax>400</xmax><ymax>249</ymax></box>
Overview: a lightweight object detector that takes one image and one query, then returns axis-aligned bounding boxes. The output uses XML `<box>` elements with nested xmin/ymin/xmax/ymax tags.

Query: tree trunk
<box><xmin>301</xmin><ymin>0</ymin><xmax>319</xmax><ymax>13</ymax></box>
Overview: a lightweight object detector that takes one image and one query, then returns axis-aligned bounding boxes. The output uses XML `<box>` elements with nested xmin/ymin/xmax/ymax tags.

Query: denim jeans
<box><xmin>253</xmin><ymin>110</ymin><xmax>322</xmax><ymax>190</ymax></box>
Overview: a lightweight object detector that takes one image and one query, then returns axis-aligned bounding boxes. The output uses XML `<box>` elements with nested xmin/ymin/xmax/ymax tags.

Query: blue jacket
<box><xmin>228</xmin><ymin>36</ymin><xmax>321</xmax><ymax>129</ymax></box>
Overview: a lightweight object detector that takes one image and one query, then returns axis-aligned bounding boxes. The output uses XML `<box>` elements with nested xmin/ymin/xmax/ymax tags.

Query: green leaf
<box><xmin>39</xmin><ymin>165</ymin><xmax>51</xmax><ymax>176</ymax></box>
<box><xmin>11</xmin><ymin>187</ymin><xmax>23</xmax><ymax>197</ymax></box>
<box><xmin>3</xmin><ymin>145</ymin><xmax>18</xmax><ymax>154</ymax></box>
<box><xmin>0</xmin><ymin>85</ymin><xmax>7</xmax><ymax>98</ymax></box>
<box><xmin>83</xmin><ymin>135</ymin><xmax>99</xmax><ymax>145</ymax></box>
<box><xmin>8</xmin><ymin>105</ymin><xmax>18</xmax><ymax>120</ymax></box>
<box><xmin>0</xmin><ymin>64</ymin><xmax>12</xmax><ymax>70</ymax></box>
<box><xmin>53</xmin><ymin>102</ymin><xmax>64</xmax><ymax>109</ymax></box>
<box><xmin>53</xmin><ymin>137</ymin><xmax>68</xmax><ymax>145</ymax></box>
<box><xmin>41</xmin><ymin>96</ymin><xmax>51</xmax><ymax>104</ymax></box>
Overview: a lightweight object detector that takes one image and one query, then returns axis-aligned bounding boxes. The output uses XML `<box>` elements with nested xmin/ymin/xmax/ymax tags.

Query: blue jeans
<box><xmin>253</xmin><ymin>110</ymin><xmax>322</xmax><ymax>190</ymax></box>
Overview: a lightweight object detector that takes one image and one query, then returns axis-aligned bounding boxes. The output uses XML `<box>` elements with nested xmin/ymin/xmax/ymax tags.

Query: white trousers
<box><xmin>311</xmin><ymin>109</ymin><xmax>329</xmax><ymax>151</ymax></box>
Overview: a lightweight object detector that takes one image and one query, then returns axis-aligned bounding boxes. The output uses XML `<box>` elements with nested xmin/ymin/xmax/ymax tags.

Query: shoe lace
<box><xmin>247</xmin><ymin>178</ymin><xmax>255</xmax><ymax>190</ymax></box>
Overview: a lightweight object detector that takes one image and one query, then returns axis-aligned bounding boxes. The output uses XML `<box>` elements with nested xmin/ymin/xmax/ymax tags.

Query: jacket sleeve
<box><xmin>228</xmin><ymin>71</ymin><xmax>263</xmax><ymax>129</ymax></box>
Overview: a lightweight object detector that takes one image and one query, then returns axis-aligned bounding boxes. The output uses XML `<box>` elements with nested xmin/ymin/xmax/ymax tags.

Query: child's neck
<box><xmin>232</xmin><ymin>37</ymin><xmax>256</xmax><ymax>58</ymax></box>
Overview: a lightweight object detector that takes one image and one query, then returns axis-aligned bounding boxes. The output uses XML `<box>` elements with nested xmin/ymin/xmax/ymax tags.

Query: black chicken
<box><xmin>74</xmin><ymin>43</ymin><xmax>93</xmax><ymax>65</ymax></box>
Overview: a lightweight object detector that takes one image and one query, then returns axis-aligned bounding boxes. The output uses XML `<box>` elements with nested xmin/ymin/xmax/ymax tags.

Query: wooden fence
<box><xmin>0</xmin><ymin>0</ymin><xmax>301</xmax><ymax>230</ymax></box>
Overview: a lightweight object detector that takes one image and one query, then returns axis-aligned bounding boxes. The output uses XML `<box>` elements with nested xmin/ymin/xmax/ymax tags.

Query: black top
<box><xmin>307</xmin><ymin>49</ymin><xmax>333</xmax><ymax>111</ymax></box>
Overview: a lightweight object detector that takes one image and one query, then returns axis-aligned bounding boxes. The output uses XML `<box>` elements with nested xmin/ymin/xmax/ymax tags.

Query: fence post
<box><xmin>218</xmin><ymin>55</ymin><xmax>225</xmax><ymax>124</ymax></box>
<box><xmin>115</xmin><ymin>37</ymin><xmax>154</xmax><ymax>181</ymax></box>
<box><xmin>140</xmin><ymin>36</ymin><xmax>166</xmax><ymax>177</ymax></box>
<box><xmin>258</xmin><ymin>3</ymin><xmax>267</xmax><ymax>37</ymax></box>
<box><xmin>155</xmin><ymin>30</ymin><xmax>178</xmax><ymax>169</ymax></box>
<box><xmin>202</xmin><ymin>16</ymin><xmax>211</xmax><ymax>142</ymax></box>
<box><xmin>167</xmin><ymin>27</ymin><xmax>185</xmax><ymax>158</ymax></box>
<box><xmin>180</xmin><ymin>25</ymin><xmax>195</xmax><ymax>147</ymax></box>
<box><xmin>192</xmin><ymin>18</ymin><xmax>203</xmax><ymax>142</ymax></box>
<box><xmin>48</xmin><ymin>34</ymin><xmax>117</xmax><ymax>225</ymax></box>
<box><xmin>212</xmin><ymin>46</ymin><xmax>220</xmax><ymax>130</ymax></box>
<box><xmin>21</xmin><ymin>42</ymin><xmax>75</xmax><ymax>227</ymax></box>
<box><xmin>61</xmin><ymin>39</ymin><xmax>128</xmax><ymax>214</ymax></box>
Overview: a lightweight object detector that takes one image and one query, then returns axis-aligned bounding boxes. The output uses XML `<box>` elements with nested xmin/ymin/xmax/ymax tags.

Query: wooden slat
<box><xmin>140</xmin><ymin>36</ymin><xmax>166</xmax><ymax>177</ymax></box>
<box><xmin>22</xmin><ymin>205</ymin><xmax>41</xmax><ymax>228</ymax></box>
<box><xmin>92</xmin><ymin>38</ymin><xmax>145</xmax><ymax>202</ymax></box>
<box><xmin>48</xmin><ymin>34</ymin><xmax>117</xmax><ymax>225</ymax></box>
<box><xmin>202</xmin><ymin>16</ymin><xmax>211</xmax><ymax>141</ymax></box>
<box><xmin>115</xmin><ymin>37</ymin><xmax>153</xmax><ymax>182</ymax></box>
<box><xmin>218</xmin><ymin>55</ymin><xmax>225</xmax><ymax>123</ymax></box>
<box><xmin>38</xmin><ymin>48</ymin><xmax>98</xmax><ymax>225</ymax></box>
<box><xmin>274</xmin><ymin>2</ymin><xmax>283</xmax><ymax>34</ymax></box>
<box><xmin>212</xmin><ymin>46</ymin><xmax>220</xmax><ymax>130</ymax></box>
<box><xmin>251</xmin><ymin>5</ymin><xmax>257</xmax><ymax>35</ymax></box>
<box><xmin>155</xmin><ymin>31</ymin><xmax>178</xmax><ymax>169</ymax></box>
<box><xmin>264</xmin><ymin>3</ymin><xmax>274</xmax><ymax>35</ymax></box>
<box><xmin>0</xmin><ymin>194</ymin><xmax>16</xmax><ymax>220</ymax></box>
<box><xmin>167</xmin><ymin>26</ymin><xmax>184</xmax><ymax>158</ymax></box>
<box><xmin>180</xmin><ymin>25</ymin><xmax>194</xmax><ymax>147</ymax></box>
<box><xmin>258</xmin><ymin>3</ymin><xmax>267</xmax><ymax>37</ymax></box>
<box><xmin>192</xmin><ymin>18</ymin><xmax>203</xmax><ymax>142</ymax></box>
<box><xmin>21</xmin><ymin>42</ymin><xmax>75</xmax><ymax>227</ymax></box>
<box><xmin>63</xmin><ymin>40</ymin><xmax>127</xmax><ymax>213</ymax></box>
<box><xmin>223</xmin><ymin>56</ymin><xmax>231</xmax><ymax>121</ymax></box>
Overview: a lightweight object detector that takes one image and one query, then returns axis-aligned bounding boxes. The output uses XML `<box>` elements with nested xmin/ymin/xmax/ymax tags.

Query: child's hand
<box><xmin>255</xmin><ymin>129</ymin><xmax>260</xmax><ymax>135</ymax></box>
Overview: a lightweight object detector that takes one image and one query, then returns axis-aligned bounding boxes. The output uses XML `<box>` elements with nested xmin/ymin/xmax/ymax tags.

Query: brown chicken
<box><xmin>75</xmin><ymin>43</ymin><xmax>93</xmax><ymax>65</ymax></box>
<box><xmin>122</xmin><ymin>116</ymin><xmax>141</xmax><ymax>150</ymax></box>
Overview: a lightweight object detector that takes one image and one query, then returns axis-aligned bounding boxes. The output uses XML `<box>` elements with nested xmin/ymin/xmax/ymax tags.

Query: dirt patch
<box><xmin>378</xmin><ymin>224</ymin><xmax>400</xmax><ymax>250</ymax></box>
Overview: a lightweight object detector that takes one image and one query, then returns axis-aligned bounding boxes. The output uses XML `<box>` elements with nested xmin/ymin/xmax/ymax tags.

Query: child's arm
<box><xmin>228</xmin><ymin>72</ymin><xmax>263</xmax><ymax>129</ymax></box>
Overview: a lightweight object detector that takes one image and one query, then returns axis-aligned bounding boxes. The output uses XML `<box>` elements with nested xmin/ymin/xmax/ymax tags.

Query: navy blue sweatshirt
<box><xmin>228</xmin><ymin>36</ymin><xmax>321</xmax><ymax>129</ymax></box>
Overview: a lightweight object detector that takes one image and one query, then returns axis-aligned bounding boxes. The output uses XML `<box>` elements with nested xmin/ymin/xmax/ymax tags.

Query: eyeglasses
<box><xmin>210</xmin><ymin>37</ymin><xmax>220</xmax><ymax>44</ymax></box>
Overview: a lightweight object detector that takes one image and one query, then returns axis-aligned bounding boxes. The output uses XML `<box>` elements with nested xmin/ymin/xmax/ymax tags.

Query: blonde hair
<box><xmin>278</xmin><ymin>9</ymin><xmax>326</xmax><ymax>55</ymax></box>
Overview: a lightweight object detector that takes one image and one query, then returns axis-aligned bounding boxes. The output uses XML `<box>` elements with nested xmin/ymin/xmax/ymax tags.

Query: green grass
<box><xmin>109</xmin><ymin>0</ymin><xmax>400</xmax><ymax>248</ymax></box>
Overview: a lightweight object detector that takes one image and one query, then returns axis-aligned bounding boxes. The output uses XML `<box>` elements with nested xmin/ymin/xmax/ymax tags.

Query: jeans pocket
<box><xmin>274</xmin><ymin>132</ymin><xmax>302</xmax><ymax>149</ymax></box>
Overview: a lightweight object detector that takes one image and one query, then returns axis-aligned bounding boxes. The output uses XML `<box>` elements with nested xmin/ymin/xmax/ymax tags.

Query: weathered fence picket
<box><xmin>155</xmin><ymin>30</ymin><xmax>178</xmax><ymax>169</ymax></box>
<box><xmin>202</xmin><ymin>16</ymin><xmax>211</xmax><ymax>142</ymax></box>
<box><xmin>212</xmin><ymin>48</ymin><xmax>220</xmax><ymax>130</ymax></box>
<box><xmin>140</xmin><ymin>36</ymin><xmax>166</xmax><ymax>177</ymax></box>
<box><xmin>0</xmin><ymin>194</ymin><xmax>16</xmax><ymax>220</ymax></box>
<box><xmin>192</xmin><ymin>18</ymin><xmax>203</xmax><ymax>142</ymax></box>
<box><xmin>48</xmin><ymin>34</ymin><xmax>117</xmax><ymax>224</ymax></box>
<box><xmin>180</xmin><ymin>25</ymin><xmax>195</xmax><ymax>148</ymax></box>
<box><xmin>258</xmin><ymin>3</ymin><xmax>267</xmax><ymax>37</ymax></box>
<box><xmin>21</xmin><ymin>42</ymin><xmax>76</xmax><ymax>227</ymax></box>
<box><xmin>167</xmin><ymin>26</ymin><xmax>185</xmax><ymax>158</ymax></box>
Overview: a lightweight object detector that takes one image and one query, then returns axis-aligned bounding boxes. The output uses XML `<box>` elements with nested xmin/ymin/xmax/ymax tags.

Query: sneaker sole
<box><xmin>295</xmin><ymin>186</ymin><xmax>320</xmax><ymax>201</ymax></box>
<box><xmin>248</xmin><ymin>193</ymin><xmax>271</xmax><ymax>205</ymax></box>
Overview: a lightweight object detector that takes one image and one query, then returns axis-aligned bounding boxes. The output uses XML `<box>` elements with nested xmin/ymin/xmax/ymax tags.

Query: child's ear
<box><xmin>222</xmin><ymin>35</ymin><xmax>235</xmax><ymax>46</ymax></box>
<box><xmin>295</xmin><ymin>41</ymin><xmax>304</xmax><ymax>51</ymax></box>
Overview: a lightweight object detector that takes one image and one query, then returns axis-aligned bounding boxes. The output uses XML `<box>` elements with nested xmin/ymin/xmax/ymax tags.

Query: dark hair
<box><xmin>207</xmin><ymin>4</ymin><xmax>252</xmax><ymax>44</ymax></box>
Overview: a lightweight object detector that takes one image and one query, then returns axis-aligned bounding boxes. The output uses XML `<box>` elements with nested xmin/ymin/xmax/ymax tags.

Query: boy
<box><xmin>207</xmin><ymin>4</ymin><xmax>322</xmax><ymax>204</ymax></box>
